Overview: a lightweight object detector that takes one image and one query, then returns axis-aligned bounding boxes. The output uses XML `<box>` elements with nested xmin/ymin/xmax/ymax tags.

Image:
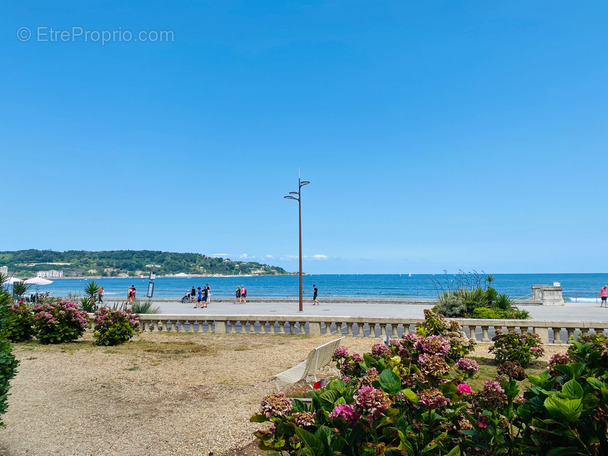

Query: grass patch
<box><xmin>137</xmin><ymin>340</ymin><xmax>209</xmax><ymax>357</ymax></box>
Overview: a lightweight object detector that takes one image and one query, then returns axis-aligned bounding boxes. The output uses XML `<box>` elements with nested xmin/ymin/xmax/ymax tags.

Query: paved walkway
<box><xmin>116</xmin><ymin>298</ymin><xmax>608</xmax><ymax>322</ymax></box>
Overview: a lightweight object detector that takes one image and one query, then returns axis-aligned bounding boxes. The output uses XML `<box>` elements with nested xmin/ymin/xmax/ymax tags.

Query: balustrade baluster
<box><xmin>566</xmin><ymin>328</ymin><xmax>575</xmax><ymax>341</ymax></box>
<box><xmin>552</xmin><ymin>328</ymin><xmax>563</xmax><ymax>343</ymax></box>
<box><xmin>346</xmin><ymin>323</ymin><xmax>354</xmax><ymax>337</ymax></box>
<box><xmin>481</xmin><ymin>326</ymin><xmax>490</xmax><ymax>342</ymax></box>
<box><xmin>380</xmin><ymin>324</ymin><xmax>387</xmax><ymax>338</ymax></box>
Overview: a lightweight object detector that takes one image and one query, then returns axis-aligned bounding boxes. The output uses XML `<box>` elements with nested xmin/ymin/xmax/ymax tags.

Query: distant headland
<box><xmin>0</xmin><ymin>249</ymin><xmax>291</xmax><ymax>278</ymax></box>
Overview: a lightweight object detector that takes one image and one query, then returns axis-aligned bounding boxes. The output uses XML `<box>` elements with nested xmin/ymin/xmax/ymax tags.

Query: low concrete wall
<box><xmin>137</xmin><ymin>314</ymin><xmax>602</xmax><ymax>344</ymax></box>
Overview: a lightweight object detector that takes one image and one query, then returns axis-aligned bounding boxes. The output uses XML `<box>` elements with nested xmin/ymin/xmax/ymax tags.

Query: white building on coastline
<box><xmin>37</xmin><ymin>270</ymin><xmax>64</xmax><ymax>278</ymax></box>
<box><xmin>0</xmin><ymin>266</ymin><xmax>7</xmax><ymax>276</ymax></box>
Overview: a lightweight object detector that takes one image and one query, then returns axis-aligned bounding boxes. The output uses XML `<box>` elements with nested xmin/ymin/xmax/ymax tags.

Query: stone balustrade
<box><xmin>137</xmin><ymin>314</ymin><xmax>608</xmax><ymax>344</ymax></box>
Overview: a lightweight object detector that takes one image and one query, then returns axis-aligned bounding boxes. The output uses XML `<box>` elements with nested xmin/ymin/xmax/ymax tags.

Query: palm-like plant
<box><xmin>12</xmin><ymin>281</ymin><xmax>29</xmax><ymax>301</ymax></box>
<box><xmin>486</xmin><ymin>274</ymin><xmax>495</xmax><ymax>289</ymax></box>
<box><xmin>84</xmin><ymin>281</ymin><xmax>100</xmax><ymax>311</ymax></box>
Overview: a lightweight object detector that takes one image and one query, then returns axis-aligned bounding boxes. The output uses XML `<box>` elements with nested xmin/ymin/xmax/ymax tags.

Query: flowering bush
<box><xmin>255</xmin><ymin>317</ymin><xmax>483</xmax><ymax>455</ymax></box>
<box><xmin>254</xmin><ymin>323</ymin><xmax>608</xmax><ymax>455</ymax></box>
<box><xmin>5</xmin><ymin>302</ymin><xmax>35</xmax><ymax>342</ymax></box>
<box><xmin>415</xmin><ymin>309</ymin><xmax>476</xmax><ymax>361</ymax></box>
<box><xmin>32</xmin><ymin>301</ymin><xmax>90</xmax><ymax>344</ymax></box>
<box><xmin>489</xmin><ymin>330</ymin><xmax>544</xmax><ymax>367</ymax></box>
<box><xmin>93</xmin><ymin>307</ymin><xmax>140</xmax><ymax>346</ymax></box>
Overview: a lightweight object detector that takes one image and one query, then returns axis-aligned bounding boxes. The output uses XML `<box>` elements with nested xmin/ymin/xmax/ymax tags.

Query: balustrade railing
<box><xmin>136</xmin><ymin>314</ymin><xmax>608</xmax><ymax>344</ymax></box>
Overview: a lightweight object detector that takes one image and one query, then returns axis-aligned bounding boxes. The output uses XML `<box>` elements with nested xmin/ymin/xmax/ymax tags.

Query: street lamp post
<box><xmin>284</xmin><ymin>178</ymin><xmax>310</xmax><ymax>312</ymax></box>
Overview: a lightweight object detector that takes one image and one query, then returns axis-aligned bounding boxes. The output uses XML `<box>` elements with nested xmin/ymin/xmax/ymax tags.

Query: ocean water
<box><xmin>15</xmin><ymin>273</ymin><xmax>608</xmax><ymax>302</ymax></box>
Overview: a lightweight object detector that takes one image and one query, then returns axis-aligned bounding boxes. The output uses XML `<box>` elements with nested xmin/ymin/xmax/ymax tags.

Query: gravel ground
<box><xmin>0</xmin><ymin>334</ymin><xmax>568</xmax><ymax>456</ymax></box>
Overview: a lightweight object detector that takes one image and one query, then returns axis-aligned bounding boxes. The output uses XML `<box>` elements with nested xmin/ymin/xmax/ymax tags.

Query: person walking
<box><xmin>98</xmin><ymin>286</ymin><xmax>104</xmax><ymax>305</ymax></box>
<box><xmin>601</xmin><ymin>285</ymin><xmax>608</xmax><ymax>308</ymax></box>
<box><xmin>240</xmin><ymin>285</ymin><xmax>247</xmax><ymax>303</ymax></box>
<box><xmin>234</xmin><ymin>286</ymin><xmax>241</xmax><ymax>304</ymax></box>
<box><xmin>191</xmin><ymin>286</ymin><xmax>196</xmax><ymax>303</ymax></box>
<box><xmin>201</xmin><ymin>285</ymin><xmax>207</xmax><ymax>308</ymax></box>
<box><xmin>204</xmin><ymin>284</ymin><xmax>210</xmax><ymax>308</ymax></box>
<box><xmin>313</xmin><ymin>285</ymin><xmax>319</xmax><ymax>306</ymax></box>
<box><xmin>195</xmin><ymin>287</ymin><xmax>202</xmax><ymax>308</ymax></box>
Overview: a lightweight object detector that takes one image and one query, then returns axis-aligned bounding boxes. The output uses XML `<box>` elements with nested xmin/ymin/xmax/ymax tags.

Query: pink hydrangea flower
<box><xmin>457</xmin><ymin>383</ymin><xmax>472</xmax><ymax>395</ymax></box>
<box><xmin>329</xmin><ymin>403</ymin><xmax>359</xmax><ymax>425</ymax></box>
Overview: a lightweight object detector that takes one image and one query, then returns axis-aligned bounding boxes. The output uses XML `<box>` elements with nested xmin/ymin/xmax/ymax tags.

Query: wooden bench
<box><xmin>272</xmin><ymin>337</ymin><xmax>344</xmax><ymax>390</ymax></box>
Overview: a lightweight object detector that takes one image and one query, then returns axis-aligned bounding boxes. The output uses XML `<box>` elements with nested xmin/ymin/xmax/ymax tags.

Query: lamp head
<box><xmin>300</xmin><ymin>180</ymin><xmax>310</xmax><ymax>186</ymax></box>
<box><xmin>284</xmin><ymin>196</ymin><xmax>297</xmax><ymax>200</ymax></box>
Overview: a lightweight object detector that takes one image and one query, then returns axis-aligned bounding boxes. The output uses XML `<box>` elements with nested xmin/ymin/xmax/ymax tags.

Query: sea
<box><xmin>19</xmin><ymin>273</ymin><xmax>608</xmax><ymax>302</ymax></box>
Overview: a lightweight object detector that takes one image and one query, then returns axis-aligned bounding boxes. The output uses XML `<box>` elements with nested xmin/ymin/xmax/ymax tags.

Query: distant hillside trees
<box><xmin>0</xmin><ymin>250</ymin><xmax>289</xmax><ymax>277</ymax></box>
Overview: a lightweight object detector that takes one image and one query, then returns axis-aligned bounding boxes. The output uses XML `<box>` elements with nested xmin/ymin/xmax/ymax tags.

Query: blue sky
<box><xmin>2</xmin><ymin>1</ymin><xmax>607</xmax><ymax>274</ymax></box>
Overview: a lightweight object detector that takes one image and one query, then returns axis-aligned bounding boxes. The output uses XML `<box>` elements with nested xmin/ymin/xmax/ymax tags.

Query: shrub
<box><xmin>253</xmin><ymin>328</ymin><xmax>608</xmax><ymax>455</ymax></box>
<box><xmin>80</xmin><ymin>297</ymin><xmax>97</xmax><ymax>313</ymax></box>
<box><xmin>515</xmin><ymin>334</ymin><xmax>608</xmax><ymax>454</ymax></box>
<box><xmin>489</xmin><ymin>330</ymin><xmax>544</xmax><ymax>367</ymax></box>
<box><xmin>93</xmin><ymin>307</ymin><xmax>140</xmax><ymax>346</ymax></box>
<box><xmin>131</xmin><ymin>299</ymin><xmax>161</xmax><ymax>314</ymax></box>
<box><xmin>32</xmin><ymin>301</ymin><xmax>90</xmax><ymax>344</ymax></box>
<box><xmin>415</xmin><ymin>309</ymin><xmax>476</xmax><ymax>361</ymax></box>
<box><xmin>5</xmin><ymin>302</ymin><xmax>35</xmax><ymax>342</ymax></box>
<box><xmin>432</xmin><ymin>272</ymin><xmax>528</xmax><ymax>319</ymax></box>
<box><xmin>471</xmin><ymin>307</ymin><xmax>530</xmax><ymax>319</ymax></box>
<box><xmin>0</xmin><ymin>276</ymin><xmax>19</xmax><ymax>426</ymax></box>
<box><xmin>255</xmin><ymin>323</ymin><xmax>507</xmax><ymax>455</ymax></box>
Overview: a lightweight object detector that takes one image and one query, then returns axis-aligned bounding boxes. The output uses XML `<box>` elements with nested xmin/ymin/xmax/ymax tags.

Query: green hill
<box><xmin>0</xmin><ymin>250</ymin><xmax>290</xmax><ymax>277</ymax></box>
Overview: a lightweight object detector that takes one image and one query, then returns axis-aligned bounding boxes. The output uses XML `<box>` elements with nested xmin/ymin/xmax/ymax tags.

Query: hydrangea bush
<box><xmin>32</xmin><ymin>301</ymin><xmax>90</xmax><ymax>344</ymax></box>
<box><xmin>5</xmin><ymin>302</ymin><xmax>36</xmax><ymax>342</ymax></box>
<box><xmin>252</xmin><ymin>313</ymin><xmax>484</xmax><ymax>455</ymax></box>
<box><xmin>93</xmin><ymin>307</ymin><xmax>140</xmax><ymax>346</ymax></box>
<box><xmin>252</xmin><ymin>313</ymin><xmax>608</xmax><ymax>455</ymax></box>
<box><xmin>489</xmin><ymin>330</ymin><xmax>544</xmax><ymax>367</ymax></box>
<box><xmin>415</xmin><ymin>309</ymin><xmax>476</xmax><ymax>361</ymax></box>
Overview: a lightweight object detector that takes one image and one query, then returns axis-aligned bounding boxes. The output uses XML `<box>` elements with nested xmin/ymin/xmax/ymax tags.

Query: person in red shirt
<box><xmin>600</xmin><ymin>285</ymin><xmax>608</xmax><ymax>308</ymax></box>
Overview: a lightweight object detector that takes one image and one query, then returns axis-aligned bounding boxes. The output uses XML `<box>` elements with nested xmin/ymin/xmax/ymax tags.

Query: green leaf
<box><xmin>561</xmin><ymin>379</ymin><xmax>584</xmax><ymax>399</ymax></box>
<box><xmin>528</xmin><ymin>371</ymin><xmax>551</xmax><ymax>386</ymax></box>
<box><xmin>249</xmin><ymin>414</ymin><xmax>268</xmax><ymax>423</ymax></box>
<box><xmin>295</xmin><ymin>427</ymin><xmax>324</xmax><ymax>454</ymax></box>
<box><xmin>397</xmin><ymin>430</ymin><xmax>414</xmax><ymax>454</ymax></box>
<box><xmin>292</xmin><ymin>399</ymin><xmax>307</xmax><ymax>412</ymax></box>
<box><xmin>318</xmin><ymin>389</ymin><xmax>340</xmax><ymax>411</ymax></box>
<box><xmin>315</xmin><ymin>425</ymin><xmax>333</xmax><ymax>448</ymax></box>
<box><xmin>544</xmin><ymin>396</ymin><xmax>582</xmax><ymax>424</ymax></box>
<box><xmin>402</xmin><ymin>388</ymin><xmax>419</xmax><ymax>403</ymax></box>
<box><xmin>444</xmin><ymin>446</ymin><xmax>461</xmax><ymax>456</ymax></box>
<box><xmin>547</xmin><ymin>446</ymin><xmax>586</xmax><ymax>456</ymax></box>
<box><xmin>586</xmin><ymin>377</ymin><xmax>605</xmax><ymax>390</ymax></box>
<box><xmin>554</xmin><ymin>363</ymin><xmax>585</xmax><ymax>379</ymax></box>
<box><xmin>379</xmin><ymin>369</ymin><xmax>402</xmax><ymax>395</ymax></box>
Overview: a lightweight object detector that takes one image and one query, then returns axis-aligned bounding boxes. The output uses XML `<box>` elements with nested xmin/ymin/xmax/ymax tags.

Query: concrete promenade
<box><xmin>113</xmin><ymin>297</ymin><xmax>608</xmax><ymax>322</ymax></box>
